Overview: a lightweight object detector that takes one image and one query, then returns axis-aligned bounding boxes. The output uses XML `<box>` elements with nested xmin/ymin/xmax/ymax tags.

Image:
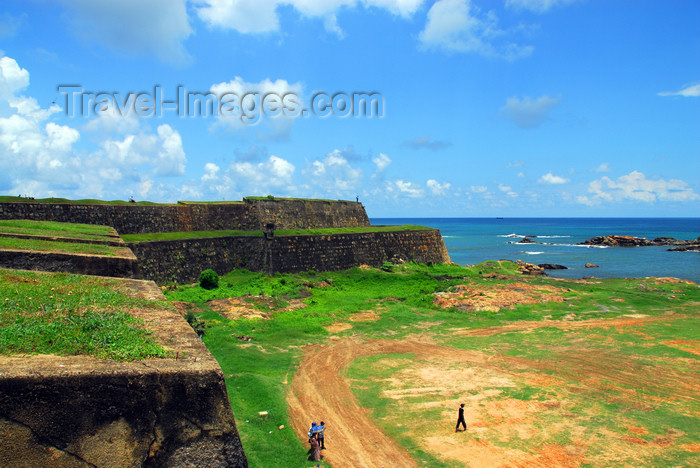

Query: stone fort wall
<box><xmin>0</xmin><ymin>198</ymin><xmax>370</xmax><ymax>234</ymax></box>
<box><xmin>128</xmin><ymin>229</ymin><xmax>450</xmax><ymax>284</ymax></box>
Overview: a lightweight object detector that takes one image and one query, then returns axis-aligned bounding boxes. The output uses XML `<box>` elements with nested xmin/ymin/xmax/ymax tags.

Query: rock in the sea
<box><xmin>584</xmin><ymin>263</ymin><xmax>599</xmax><ymax>268</ymax></box>
<box><xmin>517</xmin><ymin>237</ymin><xmax>538</xmax><ymax>244</ymax></box>
<box><xmin>668</xmin><ymin>244</ymin><xmax>700</xmax><ymax>252</ymax></box>
<box><xmin>581</xmin><ymin>235</ymin><xmax>696</xmax><ymax>247</ymax></box>
<box><xmin>580</xmin><ymin>235</ymin><xmax>653</xmax><ymax>247</ymax></box>
<box><xmin>538</xmin><ymin>263</ymin><xmax>568</xmax><ymax>270</ymax></box>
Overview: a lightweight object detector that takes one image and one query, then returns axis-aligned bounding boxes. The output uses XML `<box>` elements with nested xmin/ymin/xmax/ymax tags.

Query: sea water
<box><xmin>371</xmin><ymin>218</ymin><xmax>700</xmax><ymax>283</ymax></box>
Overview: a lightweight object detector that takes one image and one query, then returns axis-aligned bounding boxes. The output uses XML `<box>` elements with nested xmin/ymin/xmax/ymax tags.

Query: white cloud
<box><xmin>372</xmin><ymin>152</ymin><xmax>391</xmax><ymax>171</ymax></box>
<box><xmin>419</xmin><ymin>0</ymin><xmax>533</xmax><ymax>60</ymax></box>
<box><xmin>209</xmin><ymin>76</ymin><xmax>303</xmax><ymax>139</ymax></box>
<box><xmin>498</xmin><ymin>184</ymin><xmax>512</xmax><ymax>192</ymax></box>
<box><xmin>505</xmin><ymin>0</ymin><xmax>578</xmax><ymax>13</ymax></box>
<box><xmin>591</xmin><ymin>162</ymin><xmax>611</xmax><ymax>173</ymax></box>
<box><xmin>0</xmin><ymin>56</ymin><xmax>29</xmax><ymax>99</ymax></box>
<box><xmin>386</xmin><ymin>179</ymin><xmax>425</xmax><ymax>198</ymax></box>
<box><xmin>201</xmin><ymin>163</ymin><xmax>220</xmax><ymax>182</ymax></box>
<box><xmin>470</xmin><ymin>185</ymin><xmax>488</xmax><ymax>193</ymax></box>
<box><xmin>195</xmin><ymin>0</ymin><xmax>423</xmax><ymax>36</ymax></box>
<box><xmin>500</xmin><ymin>94</ymin><xmax>561</xmax><ymax>128</ymax></box>
<box><xmin>658</xmin><ymin>82</ymin><xmax>700</xmax><ymax>98</ymax></box>
<box><xmin>0</xmin><ymin>55</ymin><xmax>189</xmax><ymax>200</ymax></box>
<box><xmin>304</xmin><ymin>149</ymin><xmax>363</xmax><ymax>192</ymax></box>
<box><xmin>577</xmin><ymin>171</ymin><xmax>699</xmax><ymax>206</ymax></box>
<box><xmin>233</xmin><ymin>155</ymin><xmax>294</xmax><ymax>184</ymax></box>
<box><xmin>427</xmin><ymin>179</ymin><xmax>451</xmax><ymax>195</ymax></box>
<box><xmin>58</xmin><ymin>0</ymin><xmax>193</xmax><ymax>65</ymax></box>
<box><xmin>538</xmin><ymin>172</ymin><xmax>569</xmax><ymax>184</ymax></box>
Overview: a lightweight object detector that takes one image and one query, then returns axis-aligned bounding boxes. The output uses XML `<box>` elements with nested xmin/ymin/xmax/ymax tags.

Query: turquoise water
<box><xmin>372</xmin><ymin>218</ymin><xmax>700</xmax><ymax>283</ymax></box>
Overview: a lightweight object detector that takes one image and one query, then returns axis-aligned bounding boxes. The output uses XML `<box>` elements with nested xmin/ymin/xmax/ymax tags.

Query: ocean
<box><xmin>371</xmin><ymin>218</ymin><xmax>700</xmax><ymax>284</ymax></box>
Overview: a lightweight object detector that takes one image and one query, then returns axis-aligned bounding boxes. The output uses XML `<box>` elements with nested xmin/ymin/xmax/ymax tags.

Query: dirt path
<box><xmin>287</xmin><ymin>314</ymin><xmax>683</xmax><ymax>467</ymax></box>
<box><xmin>287</xmin><ymin>335</ymin><xmax>508</xmax><ymax>467</ymax></box>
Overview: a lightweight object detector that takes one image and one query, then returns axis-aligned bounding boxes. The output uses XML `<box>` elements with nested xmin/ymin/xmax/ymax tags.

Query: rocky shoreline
<box><xmin>579</xmin><ymin>235</ymin><xmax>699</xmax><ymax>251</ymax></box>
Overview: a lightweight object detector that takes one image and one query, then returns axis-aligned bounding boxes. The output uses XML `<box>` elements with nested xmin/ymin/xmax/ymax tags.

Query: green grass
<box><xmin>0</xmin><ymin>196</ymin><xmax>167</xmax><ymax>205</ymax></box>
<box><xmin>0</xmin><ymin>219</ymin><xmax>116</xmax><ymax>240</ymax></box>
<box><xmin>0</xmin><ymin>236</ymin><xmax>130</xmax><ymax>256</ymax></box>
<box><xmin>122</xmin><ymin>230</ymin><xmax>264</xmax><ymax>243</ymax></box>
<box><xmin>121</xmin><ymin>225</ymin><xmax>433</xmax><ymax>243</ymax></box>
<box><xmin>243</xmin><ymin>196</ymin><xmax>346</xmax><ymax>203</ymax></box>
<box><xmin>275</xmin><ymin>225</ymin><xmax>432</xmax><ymax>236</ymax></box>
<box><xmin>0</xmin><ymin>269</ymin><xmax>171</xmax><ymax>361</ymax></box>
<box><xmin>177</xmin><ymin>200</ymin><xmax>244</xmax><ymax>205</ymax></box>
<box><xmin>160</xmin><ymin>261</ymin><xmax>700</xmax><ymax>466</ymax></box>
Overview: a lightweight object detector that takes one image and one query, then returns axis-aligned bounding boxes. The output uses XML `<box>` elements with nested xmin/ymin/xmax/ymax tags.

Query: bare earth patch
<box><xmin>433</xmin><ymin>282</ymin><xmax>566</xmax><ymax>312</ymax></box>
<box><xmin>207</xmin><ymin>296</ymin><xmax>306</xmax><ymax>320</ymax></box>
<box><xmin>287</xmin><ymin>314</ymin><xmax>698</xmax><ymax>468</ymax></box>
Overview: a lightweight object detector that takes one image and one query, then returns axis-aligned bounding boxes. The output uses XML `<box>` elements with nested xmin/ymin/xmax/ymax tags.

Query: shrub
<box><xmin>184</xmin><ymin>311</ymin><xmax>207</xmax><ymax>337</ymax></box>
<box><xmin>381</xmin><ymin>261</ymin><xmax>394</xmax><ymax>272</ymax></box>
<box><xmin>199</xmin><ymin>269</ymin><xmax>219</xmax><ymax>289</ymax></box>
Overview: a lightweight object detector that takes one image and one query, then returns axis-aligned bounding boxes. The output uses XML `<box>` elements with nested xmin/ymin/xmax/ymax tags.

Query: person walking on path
<box><xmin>316</xmin><ymin>421</ymin><xmax>326</xmax><ymax>449</ymax></box>
<box><xmin>455</xmin><ymin>403</ymin><xmax>467</xmax><ymax>432</ymax></box>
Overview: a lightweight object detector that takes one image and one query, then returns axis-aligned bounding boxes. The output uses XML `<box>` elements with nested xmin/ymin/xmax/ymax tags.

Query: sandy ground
<box><xmin>286</xmin><ymin>315</ymin><xmax>697</xmax><ymax>467</ymax></box>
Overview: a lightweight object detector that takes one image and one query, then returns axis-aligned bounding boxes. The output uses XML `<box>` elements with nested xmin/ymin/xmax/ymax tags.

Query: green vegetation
<box><xmin>0</xmin><ymin>236</ymin><xmax>130</xmax><ymax>256</ymax></box>
<box><xmin>0</xmin><ymin>196</ymin><xmax>167</xmax><ymax>205</ymax></box>
<box><xmin>0</xmin><ymin>269</ymin><xmax>171</xmax><ymax>361</ymax></box>
<box><xmin>243</xmin><ymin>196</ymin><xmax>347</xmax><ymax>203</ymax></box>
<box><xmin>0</xmin><ymin>219</ymin><xmax>116</xmax><ymax>241</ymax></box>
<box><xmin>121</xmin><ymin>225</ymin><xmax>431</xmax><ymax>243</ymax></box>
<box><xmin>199</xmin><ymin>269</ymin><xmax>219</xmax><ymax>290</ymax></box>
<box><xmin>177</xmin><ymin>200</ymin><xmax>244</xmax><ymax>205</ymax></box>
<box><xmin>121</xmin><ymin>230</ymin><xmax>263</xmax><ymax>243</ymax></box>
<box><xmin>162</xmin><ymin>261</ymin><xmax>700</xmax><ymax>467</ymax></box>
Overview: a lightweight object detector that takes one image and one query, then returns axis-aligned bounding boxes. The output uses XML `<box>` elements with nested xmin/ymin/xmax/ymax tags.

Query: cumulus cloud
<box><xmin>386</xmin><ymin>179</ymin><xmax>425</xmax><ymax>198</ymax></box>
<box><xmin>657</xmin><ymin>82</ymin><xmax>700</xmax><ymax>98</ymax></box>
<box><xmin>195</xmin><ymin>0</ymin><xmax>423</xmax><ymax>36</ymax></box>
<box><xmin>538</xmin><ymin>172</ymin><xmax>569</xmax><ymax>184</ymax></box>
<box><xmin>402</xmin><ymin>134</ymin><xmax>452</xmax><ymax>151</ymax></box>
<box><xmin>209</xmin><ymin>76</ymin><xmax>303</xmax><ymax>139</ymax></box>
<box><xmin>304</xmin><ymin>149</ymin><xmax>363</xmax><ymax>193</ymax></box>
<box><xmin>229</xmin><ymin>155</ymin><xmax>296</xmax><ymax>194</ymax></box>
<box><xmin>372</xmin><ymin>152</ymin><xmax>391</xmax><ymax>172</ymax></box>
<box><xmin>57</xmin><ymin>0</ymin><xmax>193</xmax><ymax>65</ymax></box>
<box><xmin>591</xmin><ymin>162</ymin><xmax>611</xmax><ymax>173</ymax></box>
<box><xmin>505</xmin><ymin>0</ymin><xmax>578</xmax><ymax>13</ymax></box>
<box><xmin>427</xmin><ymin>179</ymin><xmax>451</xmax><ymax>195</ymax></box>
<box><xmin>419</xmin><ymin>0</ymin><xmax>533</xmax><ymax>60</ymax></box>
<box><xmin>0</xmin><ymin>55</ymin><xmax>188</xmax><ymax>200</ymax></box>
<box><xmin>0</xmin><ymin>56</ymin><xmax>29</xmax><ymax>99</ymax></box>
<box><xmin>577</xmin><ymin>171</ymin><xmax>699</xmax><ymax>206</ymax></box>
<box><xmin>500</xmin><ymin>94</ymin><xmax>561</xmax><ymax>128</ymax></box>
<box><xmin>470</xmin><ymin>185</ymin><xmax>488</xmax><ymax>193</ymax></box>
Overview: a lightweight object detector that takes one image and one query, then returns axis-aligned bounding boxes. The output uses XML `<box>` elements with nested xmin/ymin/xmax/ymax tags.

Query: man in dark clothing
<box><xmin>317</xmin><ymin>421</ymin><xmax>326</xmax><ymax>449</ymax></box>
<box><xmin>455</xmin><ymin>403</ymin><xmax>467</xmax><ymax>432</ymax></box>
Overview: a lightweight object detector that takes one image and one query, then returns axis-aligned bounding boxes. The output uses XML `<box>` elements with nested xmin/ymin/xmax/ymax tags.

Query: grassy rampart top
<box><xmin>0</xmin><ymin>269</ymin><xmax>171</xmax><ymax>361</ymax></box>
<box><xmin>0</xmin><ymin>220</ymin><xmax>117</xmax><ymax>240</ymax></box>
<box><xmin>243</xmin><ymin>196</ymin><xmax>353</xmax><ymax>203</ymax></box>
<box><xmin>0</xmin><ymin>220</ymin><xmax>130</xmax><ymax>256</ymax></box>
<box><xmin>0</xmin><ymin>196</ymin><xmax>170</xmax><ymax>205</ymax></box>
<box><xmin>121</xmin><ymin>225</ymin><xmax>432</xmax><ymax>243</ymax></box>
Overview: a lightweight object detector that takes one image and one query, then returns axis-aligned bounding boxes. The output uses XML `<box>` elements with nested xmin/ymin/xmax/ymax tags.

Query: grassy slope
<box><xmin>0</xmin><ymin>269</ymin><xmax>171</xmax><ymax>361</ymax></box>
<box><xmin>122</xmin><ymin>225</ymin><xmax>431</xmax><ymax>243</ymax></box>
<box><xmin>0</xmin><ymin>196</ymin><xmax>167</xmax><ymax>205</ymax></box>
<box><xmin>164</xmin><ymin>261</ymin><xmax>699</xmax><ymax>467</ymax></box>
<box><xmin>0</xmin><ymin>236</ymin><xmax>129</xmax><ymax>256</ymax></box>
<box><xmin>0</xmin><ymin>219</ymin><xmax>116</xmax><ymax>240</ymax></box>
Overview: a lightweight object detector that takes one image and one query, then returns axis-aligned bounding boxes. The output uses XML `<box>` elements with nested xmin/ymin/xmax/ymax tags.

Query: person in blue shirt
<box><xmin>308</xmin><ymin>422</ymin><xmax>317</xmax><ymax>439</ymax></box>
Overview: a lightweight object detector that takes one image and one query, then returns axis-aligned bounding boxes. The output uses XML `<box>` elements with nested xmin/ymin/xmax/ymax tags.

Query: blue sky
<box><xmin>0</xmin><ymin>0</ymin><xmax>698</xmax><ymax>217</ymax></box>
